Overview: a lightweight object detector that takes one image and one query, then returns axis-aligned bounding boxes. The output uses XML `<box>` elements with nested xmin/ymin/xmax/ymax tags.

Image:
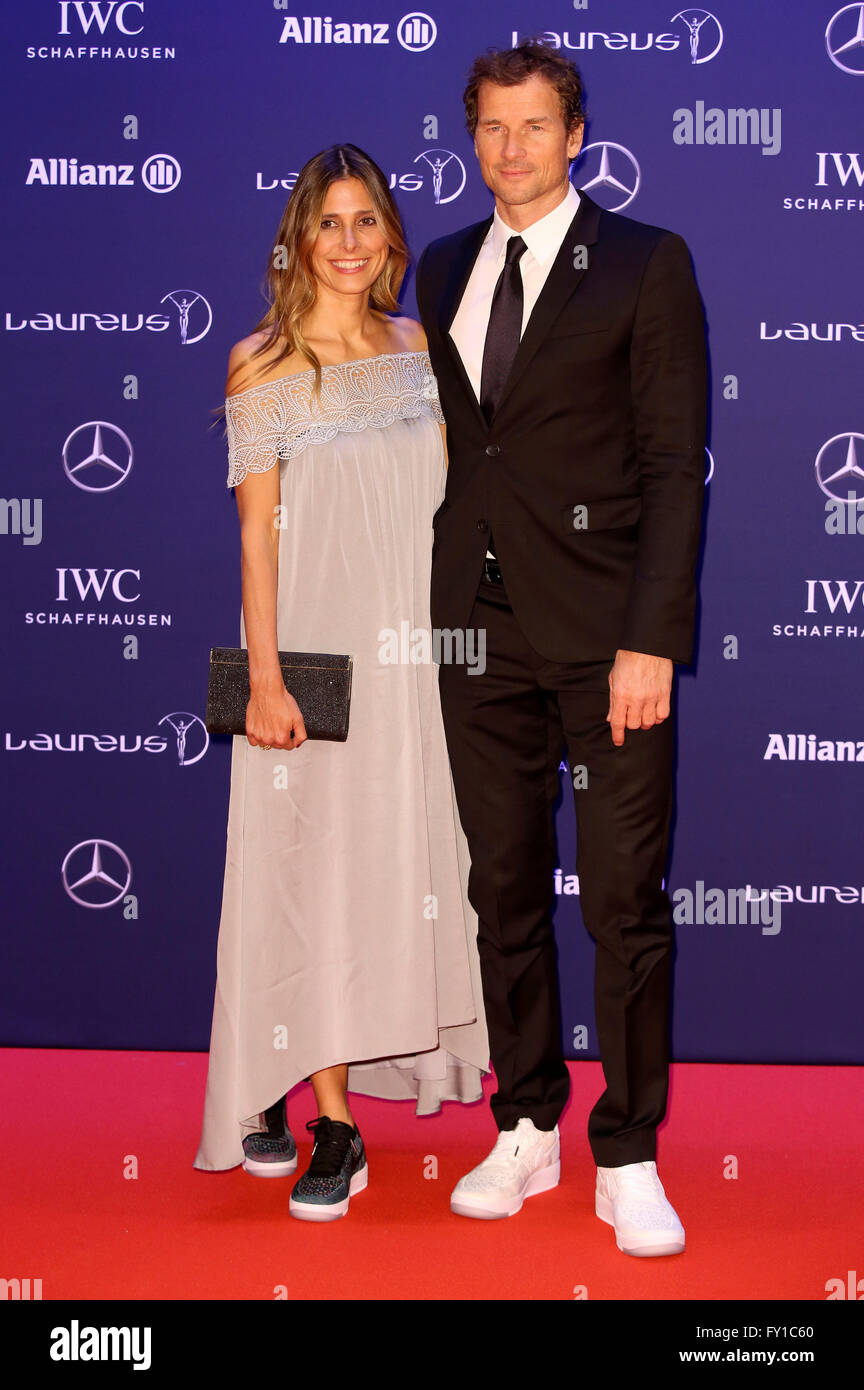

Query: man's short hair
<box><xmin>463</xmin><ymin>39</ymin><xmax>586</xmax><ymax>137</ymax></box>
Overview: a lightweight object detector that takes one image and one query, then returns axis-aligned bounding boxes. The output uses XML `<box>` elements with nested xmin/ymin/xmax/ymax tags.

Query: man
<box><xmin>415</xmin><ymin>41</ymin><xmax>707</xmax><ymax>1256</ymax></box>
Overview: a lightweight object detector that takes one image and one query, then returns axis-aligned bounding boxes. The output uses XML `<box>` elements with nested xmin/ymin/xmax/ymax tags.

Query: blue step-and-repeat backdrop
<box><xmin>1</xmin><ymin>2</ymin><xmax>861</xmax><ymax>1063</ymax></box>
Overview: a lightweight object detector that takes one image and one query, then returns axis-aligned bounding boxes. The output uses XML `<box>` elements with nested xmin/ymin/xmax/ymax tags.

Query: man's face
<box><xmin>473</xmin><ymin>72</ymin><xmax>584</xmax><ymax>209</ymax></box>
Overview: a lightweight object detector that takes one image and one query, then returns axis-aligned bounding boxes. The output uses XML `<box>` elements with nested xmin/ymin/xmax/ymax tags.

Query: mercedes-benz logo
<box><xmin>815</xmin><ymin>432</ymin><xmax>864</xmax><ymax>500</ymax></box>
<box><xmin>61</xmin><ymin>838</ymin><xmax>132</xmax><ymax>909</ymax></box>
<box><xmin>670</xmin><ymin>9</ymin><xmax>724</xmax><ymax>64</ymax></box>
<box><xmin>62</xmin><ymin>421</ymin><xmax>133</xmax><ymax>493</ymax></box>
<box><xmin>414</xmin><ymin>149</ymin><xmax>466</xmax><ymax>204</ymax></box>
<box><xmin>826</xmin><ymin>5</ymin><xmax>864</xmax><ymax>74</ymax></box>
<box><xmin>158</xmin><ymin>712</ymin><xmax>210</xmax><ymax>766</ymax></box>
<box><xmin>571</xmin><ymin>142</ymin><xmax>641</xmax><ymax>211</ymax></box>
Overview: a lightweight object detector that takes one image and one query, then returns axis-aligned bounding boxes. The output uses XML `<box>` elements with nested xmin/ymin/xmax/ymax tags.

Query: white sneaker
<box><xmin>595</xmin><ymin>1160</ymin><xmax>685</xmax><ymax>1256</ymax></box>
<box><xmin>450</xmin><ymin>1118</ymin><xmax>560</xmax><ymax>1219</ymax></box>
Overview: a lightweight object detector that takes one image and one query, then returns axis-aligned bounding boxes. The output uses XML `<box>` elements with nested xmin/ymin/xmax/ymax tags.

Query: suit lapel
<box><xmin>435</xmin><ymin>215</ymin><xmax>492</xmax><ymax>430</ymax></box>
<box><xmin>493</xmin><ymin>189</ymin><xmax>602</xmax><ymax>422</ymax></box>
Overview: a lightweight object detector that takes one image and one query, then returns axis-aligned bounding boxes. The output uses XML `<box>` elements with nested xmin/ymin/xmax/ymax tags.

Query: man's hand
<box><xmin>606</xmin><ymin>649</ymin><xmax>673</xmax><ymax>747</ymax></box>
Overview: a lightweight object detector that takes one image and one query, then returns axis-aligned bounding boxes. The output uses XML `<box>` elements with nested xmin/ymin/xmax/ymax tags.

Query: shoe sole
<box><xmin>595</xmin><ymin>1190</ymin><xmax>685</xmax><ymax>1256</ymax></box>
<box><xmin>242</xmin><ymin>1153</ymin><xmax>298</xmax><ymax>1177</ymax></box>
<box><xmin>450</xmin><ymin>1158</ymin><xmax>560</xmax><ymax>1219</ymax></box>
<box><xmin>289</xmin><ymin>1164</ymin><xmax>368</xmax><ymax>1222</ymax></box>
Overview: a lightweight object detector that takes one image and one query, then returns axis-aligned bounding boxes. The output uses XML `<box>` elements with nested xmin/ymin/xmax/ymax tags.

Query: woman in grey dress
<box><xmin>193</xmin><ymin>145</ymin><xmax>489</xmax><ymax>1220</ymax></box>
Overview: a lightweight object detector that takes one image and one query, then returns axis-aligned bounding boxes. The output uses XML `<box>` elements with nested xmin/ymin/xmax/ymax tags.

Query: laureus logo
<box><xmin>670</xmin><ymin>9</ymin><xmax>724</xmax><ymax>64</ymax></box>
<box><xmin>159</xmin><ymin>289</ymin><xmax>212</xmax><ymax>345</ymax></box>
<box><xmin>157</xmin><ymin>712</ymin><xmax>209</xmax><ymax>766</ymax></box>
<box><xmin>413</xmin><ymin>149</ymin><xmax>466</xmax><ymax>204</ymax></box>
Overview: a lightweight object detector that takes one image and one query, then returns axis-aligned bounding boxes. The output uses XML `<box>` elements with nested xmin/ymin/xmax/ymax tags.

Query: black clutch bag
<box><xmin>205</xmin><ymin>647</ymin><xmax>353</xmax><ymax>740</ymax></box>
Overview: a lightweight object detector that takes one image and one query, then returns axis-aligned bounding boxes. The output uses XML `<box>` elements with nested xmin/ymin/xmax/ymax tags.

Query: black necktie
<box><xmin>479</xmin><ymin>234</ymin><xmax>526</xmax><ymax>425</ymax></box>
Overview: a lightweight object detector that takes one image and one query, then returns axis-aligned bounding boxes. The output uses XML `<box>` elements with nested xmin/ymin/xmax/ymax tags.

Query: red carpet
<box><xmin>2</xmin><ymin>1050</ymin><xmax>861</xmax><ymax>1300</ymax></box>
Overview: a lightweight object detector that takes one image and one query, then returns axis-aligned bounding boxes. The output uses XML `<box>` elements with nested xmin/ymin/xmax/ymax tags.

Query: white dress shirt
<box><xmin>448</xmin><ymin>181</ymin><xmax>581</xmax><ymax>557</ymax></box>
<box><xmin>448</xmin><ymin>179</ymin><xmax>582</xmax><ymax>403</ymax></box>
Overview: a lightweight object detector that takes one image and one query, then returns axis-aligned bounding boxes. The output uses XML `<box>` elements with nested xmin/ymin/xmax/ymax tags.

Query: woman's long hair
<box><xmin>212</xmin><ymin>143</ymin><xmax>409</xmax><ymax>428</ymax></box>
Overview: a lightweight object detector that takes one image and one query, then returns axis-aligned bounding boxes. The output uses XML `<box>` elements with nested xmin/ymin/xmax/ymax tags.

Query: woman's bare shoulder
<box><xmin>388</xmin><ymin>315</ymin><xmax>428</xmax><ymax>353</ymax></box>
<box><xmin>225</xmin><ymin>330</ymin><xmax>297</xmax><ymax>397</ymax></box>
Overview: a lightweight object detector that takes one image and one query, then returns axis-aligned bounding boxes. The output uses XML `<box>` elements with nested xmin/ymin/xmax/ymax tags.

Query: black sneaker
<box><xmin>288</xmin><ymin>1116</ymin><xmax>368</xmax><ymax>1222</ymax></box>
<box><xmin>242</xmin><ymin>1094</ymin><xmax>297</xmax><ymax>1177</ymax></box>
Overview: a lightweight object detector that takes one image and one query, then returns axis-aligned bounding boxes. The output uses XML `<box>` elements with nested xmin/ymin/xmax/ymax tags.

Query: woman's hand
<box><xmin>246</xmin><ymin>679</ymin><xmax>308</xmax><ymax>750</ymax></box>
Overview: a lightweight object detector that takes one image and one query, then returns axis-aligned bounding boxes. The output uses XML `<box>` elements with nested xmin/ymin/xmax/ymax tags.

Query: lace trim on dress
<box><xmin>223</xmin><ymin>349</ymin><xmax>444</xmax><ymax>487</ymax></box>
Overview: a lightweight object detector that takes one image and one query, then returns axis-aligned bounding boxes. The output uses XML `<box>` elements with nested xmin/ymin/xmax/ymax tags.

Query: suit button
<box><xmin>485</xmin><ymin>444</ymin><xmax>501</xmax><ymax>457</ymax></box>
<box><xmin>476</xmin><ymin>518</ymin><xmax>487</xmax><ymax>530</ymax></box>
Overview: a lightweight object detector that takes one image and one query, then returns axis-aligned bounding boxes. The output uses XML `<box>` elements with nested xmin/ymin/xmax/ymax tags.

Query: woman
<box><xmin>193</xmin><ymin>145</ymin><xmax>489</xmax><ymax>1221</ymax></box>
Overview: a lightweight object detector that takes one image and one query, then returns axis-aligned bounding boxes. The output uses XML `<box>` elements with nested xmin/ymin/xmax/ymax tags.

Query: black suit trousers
<box><xmin>437</xmin><ymin>579</ymin><xmax>676</xmax><ymax>1167</ymax></box>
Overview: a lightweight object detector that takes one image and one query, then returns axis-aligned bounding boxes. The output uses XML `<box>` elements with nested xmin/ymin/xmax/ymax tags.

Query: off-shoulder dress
<box><xmin>194</xmin><ymin>349</ymin><xmax>489</xmax><ymax>1171</ymax></box>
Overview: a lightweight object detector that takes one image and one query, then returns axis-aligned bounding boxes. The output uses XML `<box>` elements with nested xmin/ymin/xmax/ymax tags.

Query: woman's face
<box><xmin>308</xmin><ymin>176</ymin><xmax>390</xmax><ymax>296</ymax></box>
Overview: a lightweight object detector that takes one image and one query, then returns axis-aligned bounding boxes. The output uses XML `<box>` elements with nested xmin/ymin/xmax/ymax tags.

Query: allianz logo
<box><xmin>551</xmin><ymin>867</ymin><xmax>863</xmax><ymax>906</ymax></box>
<box><xmin>553</xmin><ymin>868</ymin><xmax>668</xmax><ymax>895</ymax></box>
<box><xmin>764</xmin><ymin>734</ymin><xmax>864</xmax><ymax>762</ymax></box>
<box><xmin>25</xmin><ymin>154</ymin><xmax>180</xmax><ymax>193</ymax></box>
<box><xmin>26</xmin><ymin>157</ymin><xmax>134</xmax><ymax>186</ymax></box>
<box><xmin>277</xmin><ymin>14</ymin><xmax>435</xmax><ymax>49</ymax></box>
<box><xmin>554</xmin><ymin>869</ymin><xmax>582</xmax><ymax>895</ymax></box>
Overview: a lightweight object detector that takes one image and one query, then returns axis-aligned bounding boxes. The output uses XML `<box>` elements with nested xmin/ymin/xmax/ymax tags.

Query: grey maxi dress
<box><xmin>194</xmin><ymin>350</ymin><xmax>489</xmax><ymax>1171</ymax></box>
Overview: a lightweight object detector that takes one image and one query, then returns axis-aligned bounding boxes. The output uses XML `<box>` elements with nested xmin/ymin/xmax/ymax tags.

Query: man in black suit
<box><xmin>415</xmin><ymin>41</ymin><xmax>707</xmax><ymax>1255</ymax></box>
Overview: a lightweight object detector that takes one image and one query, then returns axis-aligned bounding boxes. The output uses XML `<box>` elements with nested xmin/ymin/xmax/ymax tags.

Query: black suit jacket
<box><xmin>415</xmin><ymin>189</ymin><xmax>708</xmax><ymax>665</ymax></box>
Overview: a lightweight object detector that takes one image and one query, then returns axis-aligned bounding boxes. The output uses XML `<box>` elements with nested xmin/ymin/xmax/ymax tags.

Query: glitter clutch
<box><xmin>205</xmin><ymin>647</ymin><xmax>353</xmax><ymax>740</ymax></box>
